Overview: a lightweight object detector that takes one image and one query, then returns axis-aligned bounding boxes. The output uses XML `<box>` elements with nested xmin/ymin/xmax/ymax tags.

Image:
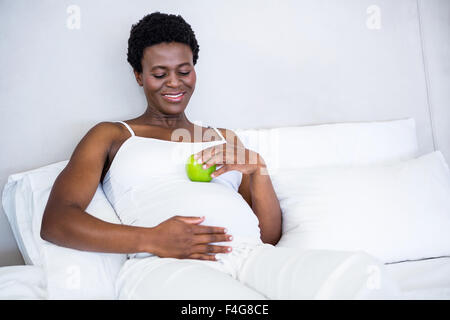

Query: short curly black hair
<box><xmin>127</xmin><ymin>12</ymin><xmax>200</xmax><ymax>73</ymax></box>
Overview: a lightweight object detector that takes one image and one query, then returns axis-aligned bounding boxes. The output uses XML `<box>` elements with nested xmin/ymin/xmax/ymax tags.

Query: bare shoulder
<box><xmin>87</xmin><ymin>121</ymin><xmax>125</xmax><ymax>140</ymax></box>
<box><xmin>44</xmin><ymin>121</ymin><xmax>124</xmax><ymax>212</ymax></box>
<box><xmin>78</xmin><ymin>121</ymin><xmax>132</xmax><ymax>150</ymax></box>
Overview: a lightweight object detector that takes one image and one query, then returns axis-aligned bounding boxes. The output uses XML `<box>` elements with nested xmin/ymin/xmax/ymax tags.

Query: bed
<box><xmin>1</xmin><ymin>118</ymin><xmax>450</xmax><ymax>300</ymax></box>
<box><xmin>1</xmin><ymin>257</ymin><xmax>449</xmax><ymax>300</ymax></box>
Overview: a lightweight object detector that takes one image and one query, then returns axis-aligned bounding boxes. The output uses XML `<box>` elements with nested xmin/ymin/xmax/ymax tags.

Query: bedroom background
<box><xmin>0</xmin><ymin>0</ymin><xmax>449</xmax><ymax>267</ymax></box>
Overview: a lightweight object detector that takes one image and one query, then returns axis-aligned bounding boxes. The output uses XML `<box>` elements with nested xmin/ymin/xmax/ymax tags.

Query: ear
<box><xmin>133</xmin><ymin>70</ymin><xmax>143</xmax><ymax>86</ymax></box>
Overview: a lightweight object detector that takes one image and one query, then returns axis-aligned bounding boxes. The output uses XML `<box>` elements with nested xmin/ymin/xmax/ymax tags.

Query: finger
<box><xmin>193</xmin><ymin>145</ymin><xmax>211</xmax><ymax>160</ymax></box>
<box><xmin>210</xmin><ymin>164</ymin><xmax>232</xmax><ymax>178</ymax></box>
<box><xmin>175</xmin><ymin>216</ymin><xmax>205</xmax><ymax>224</ymax></box>
<box><xmin>194</xmin><ymin>146</ymin><xmax>214</xmax><ymax>163</ymax></box>
<box><xmin>192</xmin><ymin>224</ymin><xmax>227</xmax><ymax>234</ymax></box>
<box><xmin>196</xmin><ymin>144</ymin><xmax>225</xmax><ymax>164</ymax></box>
<box><xmin>202</xmin><ymin>153</ymin><xmax>222</xmax><ymax>169</ymax></box>
<box><xmin>205</xmin><ymin>146</ymin><xmax>230</xmax><ymax>168</ymax></box>
<box><xmin>194</xmin><ymin>233</ymin><xmax>233</xmax><ymax>244</ymax></box>
<box><xmin>188</xmin><ymin>253</ymin><xmax>218</xmax><ymax>261</ymax></box>
<box><xmin>191</xmin><ymin>244</ymin><xmax>232</xmax><ymax>254</ymax></box>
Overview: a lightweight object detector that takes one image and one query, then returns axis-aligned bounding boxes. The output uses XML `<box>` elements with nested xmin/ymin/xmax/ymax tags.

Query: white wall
<box><xmin>0</xmin><ymin>0</ymin><xmax>448</xmax><ymax>266</ymax></box>
<box><xmin>417</xmin><ymin>0</ymin><xmax>450</xmax><ymax>164</ymax></box>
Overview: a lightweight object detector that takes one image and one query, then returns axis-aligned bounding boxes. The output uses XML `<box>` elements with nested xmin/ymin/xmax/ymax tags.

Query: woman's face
<box><xmin>135</xmin><ymin>42</ymin><xmax>196</xmax><ymax>116</ymax></box>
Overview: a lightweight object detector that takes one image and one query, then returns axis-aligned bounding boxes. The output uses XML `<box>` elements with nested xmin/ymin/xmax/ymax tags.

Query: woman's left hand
<box><xmin>193</xmin><ymin>144</ymin><xmax>266</xmax><ymax>178</ymax></box>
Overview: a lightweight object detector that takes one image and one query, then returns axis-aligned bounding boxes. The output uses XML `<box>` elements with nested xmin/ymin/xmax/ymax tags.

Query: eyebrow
<box><xmin>151</xmin><ymin>62</ymin><xmax>191</xmax><ymax>70</ymax></box>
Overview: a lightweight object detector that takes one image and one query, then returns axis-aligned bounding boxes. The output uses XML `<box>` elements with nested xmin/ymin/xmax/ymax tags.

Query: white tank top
<box><xmin>102</xmin><ymin>121</ymin><xmax>262</xmax><ymax>258</ymax></box>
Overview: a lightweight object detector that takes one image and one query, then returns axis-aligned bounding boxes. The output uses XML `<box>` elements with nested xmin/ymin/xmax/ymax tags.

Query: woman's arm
<box><xmin>42</xmin><ymin>202</ymin><xmax>231</xmax><ymax>259</ymax></box>
<box><xmin>41</xmin><ymin>122</ymin><xmax>232</xmax><ymax>260</ymax></box>
<box><xmin>196</xmin><ymin>129</ymin><xmax>282</xmax><ymax>245</ymax></box>
<box><xmin>41</xmin><ymin>201</ymin><xmax>150</xmax><ymax>253</ymax></box>
<box><xmin>41</xmin><ymin>122</ymin><xmax>152</xmax><ymax>253</ymax></box>
<box><xmin>246</xmin><ymin>160</ymin><xmax>282</xmax><ymax>245</ymax></box>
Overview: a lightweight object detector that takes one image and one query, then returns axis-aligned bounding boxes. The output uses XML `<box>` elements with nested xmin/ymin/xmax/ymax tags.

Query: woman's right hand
<box><xmin>143</xmin><ymin>216</ymin><xmax>233</xmax><ymax>261</ymax></box>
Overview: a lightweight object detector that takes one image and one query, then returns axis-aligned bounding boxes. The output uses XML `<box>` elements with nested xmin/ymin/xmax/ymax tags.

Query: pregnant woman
<box><xmin>40</xmin><ymin>12</ymin><xmax>397</xmax><ymax>299</ymax></box>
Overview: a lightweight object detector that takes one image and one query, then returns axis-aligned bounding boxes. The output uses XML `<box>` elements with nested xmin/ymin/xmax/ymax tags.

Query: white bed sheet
<box><xmin>0</xmin><ymin>265</ymin><xmax>47</xmax><ymax>300</ymax></box>
<box><xmin>0</xmin><ymin>257</ymin><xmax>448</xmax><ymax>299</ymax></box>
<box><xmin>385</xmin><ymin>257</ymin><xmax>450</xmax><ymax>299</ymax></box>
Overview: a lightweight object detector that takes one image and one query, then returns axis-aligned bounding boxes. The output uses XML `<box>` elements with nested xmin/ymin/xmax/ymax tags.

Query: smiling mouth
<box><xmin>161</xmin><ymin>92</ymin><xmax>186</xmax><ymax>103</ymax></box>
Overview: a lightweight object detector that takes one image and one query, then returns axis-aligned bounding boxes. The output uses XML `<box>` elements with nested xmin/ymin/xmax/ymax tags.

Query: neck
<box><xmin>140</xmin><ymin>105</ymin><xmax>193</xmax><ymax>129</ymax></box>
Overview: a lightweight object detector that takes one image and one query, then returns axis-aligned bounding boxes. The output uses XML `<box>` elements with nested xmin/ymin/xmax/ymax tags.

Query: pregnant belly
<box><xmin>115</xmin><ymin>179</ymin><xmax>262</xmax><ymax>247</ymax></box>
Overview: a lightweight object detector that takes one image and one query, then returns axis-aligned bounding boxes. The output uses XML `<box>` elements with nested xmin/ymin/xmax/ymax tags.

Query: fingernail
<box><xmin>227</xmin><ymin>247</ymin><xmax>232</xmax><ymax>252</ymax></box>
<box><xmin>203</xmin><ymin>164</ymin><xmax>207</xmax><ymax>169</ymax></box>
<box><xmin>223</xmin><ymin>228</ymin><xmax>228</xmax><ymax>233</ymax></box>
<box><xmin>228</xmin><ymin>236</ymin><xmax>233</xmax><ymax>241</ymax></box>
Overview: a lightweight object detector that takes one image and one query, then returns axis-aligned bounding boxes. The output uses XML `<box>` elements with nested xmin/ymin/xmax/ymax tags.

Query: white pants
<box><xmin>115</xmin><ymin>243</ymin><xmax>400</xmax><ymax>299</ymax></box>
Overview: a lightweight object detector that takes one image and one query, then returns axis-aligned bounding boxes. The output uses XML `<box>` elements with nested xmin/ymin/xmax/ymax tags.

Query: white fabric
<box><xmin>2</xmin><ymin>161</ymin><xmax>68</xmax><ymax>265</ymax></box>
<box><xmin>385</xmin><ymin>257</ymin><xmax>450</xmax><ymax>299</ymax></box>
<box><xmin>272</xmin><ymin>151</ymin><xmax>450</xmax><ymax>264</ymax></box>
<box><xmin>235</xmin><ymin>118</ymin><xmax>418</xmax><ymax>175</ymax></box>
<box><xmin>0</xmin><ymin>265</ymin><xmax>47</xmax><ymax>300</ymax></box>
<box><xmin>103</xmin><ymin>121</ymin><xmax>243</xmax><ymax>196</ymax></box>
<box><xmin>102</xmin><ymin>122</ymin><xmax>259</xmax><ymax>259</ymax></box>
<box><xmin>116</xmin><ymin>243</ymin><xmax>401</xmax><ymax>300</ymax></box>
<box><xmin>42</xmin><ymin>243</ymin><xmax>124</xmax><ymax>299</ymax></box>
<box><xmin>2</xmin><ymin>257</ymin><xmax>449</xmax><ymax>300</ymax></box>
<box><xmin>0</xmin><ymin>118</ymin><xmax>427</xmax><ymax>299</ymax></box>
<box><xmin>1</xmin><ymin>161</ymin><xmax>127</xmax><ymax>299</ymax></box>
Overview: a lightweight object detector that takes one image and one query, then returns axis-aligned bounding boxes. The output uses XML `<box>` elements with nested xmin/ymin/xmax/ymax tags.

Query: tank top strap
<box><xmin>207</xmin><ymin>126</ymin><xmax>226</xmax><ymax>142</ymax></box>
<box><xmin>115</xmin><ymin>121</ymin><xmax>135</xmax><ymax>137</ymax></box>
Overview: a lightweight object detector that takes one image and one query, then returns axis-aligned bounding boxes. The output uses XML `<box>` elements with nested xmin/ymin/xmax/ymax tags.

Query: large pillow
<box><xmin>1</xmin><ymin>161</ymin><xmax>127</xmax><ymax>299</ymax></box>
<box><xmin>272</xmin><ymin>151</ymin><xmax>450</xmax><ymax>264</ymax></box>
<box><xmin>235</xmin><ymin>118</ymin><xmax>418</xmax><ymax>175</ymax></box>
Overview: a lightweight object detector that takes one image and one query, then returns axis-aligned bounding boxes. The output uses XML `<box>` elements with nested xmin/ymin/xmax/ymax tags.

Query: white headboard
<box><xmin>1</xmin><ymin>0</ymin><xmax>448</xmax><ymax>266</ymax></box>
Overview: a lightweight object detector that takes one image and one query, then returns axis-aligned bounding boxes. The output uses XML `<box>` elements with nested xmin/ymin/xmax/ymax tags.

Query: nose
<box><xmin>166</xmin><ymin>72</ymin><xmax>181</xmax><ymax>87</ymax></box>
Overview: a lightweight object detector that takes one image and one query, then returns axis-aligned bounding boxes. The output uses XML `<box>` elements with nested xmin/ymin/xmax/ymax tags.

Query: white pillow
<box><xmin>1</xmin><ymin>160</ymin><xmax>127</xmax><ymax>299</ymax></box>
<box><xmin>2</xmin><ymin>161</ymin><xmax>69</xmax><ymax>265</ymax></box>
<box><xmin>235</xmin><ymin>118</ymin><xmax>418</xmax><ymax>175</ymax></box>
<box><xmin>272</xmin><ymin>151</ymin><xmax>450</xmax><ymax>264</ymax></box>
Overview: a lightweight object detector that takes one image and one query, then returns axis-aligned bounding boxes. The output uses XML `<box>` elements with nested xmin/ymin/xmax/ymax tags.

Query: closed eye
<box><xmin>152</xmin><ymin>71</ymin><xmax>190</xmax><ymax>79</ymax></box>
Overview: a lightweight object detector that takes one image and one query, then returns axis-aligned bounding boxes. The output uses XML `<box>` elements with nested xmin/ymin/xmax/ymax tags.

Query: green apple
<box><xmin>186</xmin><ymin>154</ymin><xmax>216</xmax><ymax>182</ymax></box>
